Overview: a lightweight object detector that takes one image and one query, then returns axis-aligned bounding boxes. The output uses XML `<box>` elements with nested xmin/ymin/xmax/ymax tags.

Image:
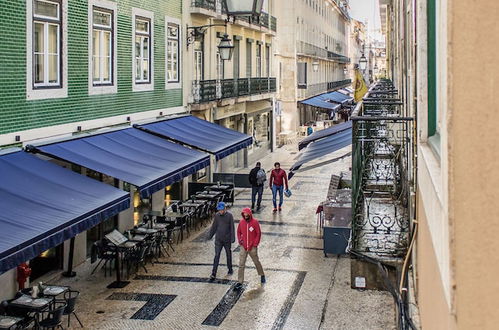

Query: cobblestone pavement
<box><xmin>54</xmin><ymin>144</ymin><xmax>395</xmax><ymax>329</ymax></box>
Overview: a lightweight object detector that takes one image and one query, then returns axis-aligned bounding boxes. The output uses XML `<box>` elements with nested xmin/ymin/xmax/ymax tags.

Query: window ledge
<box><xmin>418</xmin><ymin>141</ymin><xmax>443</xmax><ymax>204</ymax></box>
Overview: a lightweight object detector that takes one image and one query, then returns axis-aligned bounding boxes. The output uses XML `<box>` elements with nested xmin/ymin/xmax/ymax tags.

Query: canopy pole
<box><xmin>62</xmin><ymin>237</ymin><xmax>76</xmax><ymax>277</ymax></box>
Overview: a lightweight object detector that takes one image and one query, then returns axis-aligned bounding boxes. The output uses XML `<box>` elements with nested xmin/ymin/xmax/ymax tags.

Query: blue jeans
<box><xmin>251</xmin><ymin>186</ymin><xmax>264</xmax><ymax>208</ymax></box>
<box><xmin>272</xmin><ymin>184</ymin><xmax>284</xmax><ymax>208</ymax></box>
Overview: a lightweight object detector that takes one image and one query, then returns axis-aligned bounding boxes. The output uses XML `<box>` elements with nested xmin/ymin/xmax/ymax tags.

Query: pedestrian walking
<box><xmin>208</xmin><ymin>202</ymin><xmax>235</xmax><ymax>280</ymax></box>
<box><xmin>236</xmin><ymin>208</ymin><xmax>265</xmax><ymax>289</ymax></box>
<box><xmin>248</xmin><ymin>162</ymin><xmax>266</xmax><ymax>211</ymax></box>
<box><xmin>269</xmin><ymin>162</ymin><xmax>289</xmax><ymax>213</ymax></box>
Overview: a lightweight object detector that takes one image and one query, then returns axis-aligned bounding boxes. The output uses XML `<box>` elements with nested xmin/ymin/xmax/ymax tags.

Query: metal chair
<box><xmin>60</xmin><ymin>290</ymin><xmax>83</xmax><ymax>328</ymax></box>
<box><xmin>91</xmin><ymin>240</ymin><xmax>116</xmax><ymax>277</ymax></box>
<box><xmin>38</xmin><ymin>301</ymin><xmax>66</xmax><ymax>330</ymax></box>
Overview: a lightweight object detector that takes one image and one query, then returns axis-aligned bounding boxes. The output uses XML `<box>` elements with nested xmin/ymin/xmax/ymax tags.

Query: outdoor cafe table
<box><xmin>146</xmin><ymin>210</ymin><xmax>164</xmax><ymax>217</ymax></box>
<box><xmin>0</xmin><ymin>315</ymin><xmax>24</xmax><ymax>329</ymax></box>
<box><xmin>9</xmin><ymin>295</ymin><xmax>52</xmax><ymax>328</ymax></box>
<box><xmin>206</xmin><ymin>185</ymin><xmax>230</xmax><ymax>191</ymax></box>
<box><xmin>42</xmin><ymin>285</ymin><xmax>69</xmax><ymax>298</ymax></box>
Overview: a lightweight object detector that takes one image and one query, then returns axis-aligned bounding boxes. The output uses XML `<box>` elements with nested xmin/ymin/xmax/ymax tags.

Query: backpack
<box><xmin>256</xmin><ymin>169</ymin><xmax>267</xmax><ymax>186</ymax></box>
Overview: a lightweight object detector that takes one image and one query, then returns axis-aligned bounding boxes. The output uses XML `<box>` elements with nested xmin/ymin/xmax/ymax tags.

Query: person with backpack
<box><xmin>269</xmin><ymin>162</ymin><xmax>289</xmax><ymax>213</ymax></box>
<box><xmin>248</xmin><ymin>162</ymin><xmax>266</xmax><ymax>212</ymax></box>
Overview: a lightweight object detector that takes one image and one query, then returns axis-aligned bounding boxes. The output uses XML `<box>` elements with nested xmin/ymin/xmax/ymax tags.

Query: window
<box><xmin>246</xmin><ymin>40</ymin><xmax>252</xmax><ymax>78</ymax></box>
<box><xmin>33</xmin><ymin>0</ymin><xmax>61</xmax><ymax>88</ymax></box>
<box><xmin>132</xmin><ymin>8</ymin><xmax>153</xmax><ymax>91</ymax></box>
<box><xmin>194</xmin><ymin>39</ymin><xmax>203</xmax><ymax>81</ymax></box>
<box><xmin>135</xmin><ymin>17</ymin><xmax>151</xmax><ymax>83</ymax></box>
<box><xmin>166</xmin><ymin>23</ymin><xmax>179</xmax><ymax>83</ymax></box>
<box><xmin>265</xmin><ymin>44</ymin><xmax>271</xmax><ymax>77</ymax></box>
<box><xmin>92</xmin><ymin>8</ymin><xmax>113</xmax><ymax>85</ymax></box>
<box><xmin>256</xmin><ymin>44</ymin><xmax>262</xmax><ymax>77</ymax></box>
<box><xmin>297</xmin><ymin>62</ymin><xmax>307</xmax><ymax>88</ymax></box>
<box><xmin>216</xmin><ymin>51</ymin><xmax>224</xmax><ymax>80</ymax></box>
<box><xmin>427</xmin><ymin>0</ymin><xmax>442</xmax><ymax>155</ymax></box>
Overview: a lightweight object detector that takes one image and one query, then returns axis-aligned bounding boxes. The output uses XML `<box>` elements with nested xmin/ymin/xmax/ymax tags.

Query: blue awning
<box><xmin>290</xmin><ymin>127</ymin><xmax>352</xmax><ymax>171</ymax></box>
<box><xmin>320</xmin><ymin>91</ymin><xmax>353</xmax><ymax>104</ymax></box>
<box><xmin>0</xmin><ymin>151</ymin><xmax>130</xmax><ymax>274</ymax></box>
<box><xmin>298</xmin><ymin>121</ymin><xmax>353</xmax><ymax>150</ymax></box>
<box><xmin>31</xmin><ymin>128</ymin><xmax>210</xmax><ymax>198</ymax></box>
<box><xmin>300</xmin><ymin>96</ymin><xmax>342</xmax><ymax>111</ymax></box>
<box><xmin>136</xmin><ymin>115</ymin><xmax>253</xmax><ymax>160</ymax></box>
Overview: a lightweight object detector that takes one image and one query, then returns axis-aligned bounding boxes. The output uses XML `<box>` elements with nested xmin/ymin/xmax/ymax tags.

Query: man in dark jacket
<box><xmin>248</xmin><ymin>162</ymin><xmax>265</xmax><ymax>211</ymax></box>
<box><xmin>208</xmin><ymin>202</ymin><xmax>235</xmax><ymax>280</ymax></box>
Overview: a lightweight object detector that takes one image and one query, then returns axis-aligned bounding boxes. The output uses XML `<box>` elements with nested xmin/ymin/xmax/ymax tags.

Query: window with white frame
<box><xmin>256</xmin><ymin>44</ymin><xmax>262</xmax><ymax>77</ymax></box>
<box><xmin>33</xmin><ymin>0</ymin><xmax>61</xmax><ymax>88</ymax></box>
<box><xmin>166</xmin><ymin>23</ymin><xmax>179</xmax><ymax>83</ymax></box>
<box><xmin>135</xmin><ymin>17</ymin><xmax>151</xmax><ymax>83</ymax></box>
<box><xmin>92</xmin><ymin>7</ymin><xmax>113</xmax><ymax>85</ymax></box>
<box><xmin>216</xmin><ymin>51</ymin><xmax>224</xmax><ymax>80</ymax></box>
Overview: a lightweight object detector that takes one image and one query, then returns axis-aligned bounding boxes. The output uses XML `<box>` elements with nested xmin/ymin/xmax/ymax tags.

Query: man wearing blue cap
<box><xmin>208</xmin><ymin>202</ymin><xmax>235</xmax><ymax>280</ymax></box>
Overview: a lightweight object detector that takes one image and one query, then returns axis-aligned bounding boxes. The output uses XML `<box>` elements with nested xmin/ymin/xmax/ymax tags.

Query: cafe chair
<box><xmin>1</xmin><ymin>299</ymin><xmax>34</xmax><ymax>329</ymax></box>
<box><xmin>61</xmin><ymin>290</ymin><xmax>83</xmax><ymax>328</ymax></box>
<box><xmin>38</xmin><ymin>301</ymin><xmax>66</xmax><ymax>330</ymax></box>
<box><xmin>125</xmin><ymin>244</ymin><xmax>148</xmax><ymax>275</ymax></box>
<box><xmin>91</xmin><ymin>240</ymin><xmax>116</xmax><ymax>277</ymax></box>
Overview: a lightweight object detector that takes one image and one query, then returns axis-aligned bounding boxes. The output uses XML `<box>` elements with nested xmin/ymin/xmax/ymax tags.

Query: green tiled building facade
<box><xmin>0</xmin><ymin>0</ymin><xmax>182</xmax><ymax>139</ymax></box>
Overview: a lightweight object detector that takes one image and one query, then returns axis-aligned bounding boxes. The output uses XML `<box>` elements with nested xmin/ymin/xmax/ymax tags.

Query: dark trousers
<box><xmin>251</xmin><ymin>186</ymin><xmax>264</xmax><ymax>208</ymax></box>
<box><xmin>212</xmin><ymin>241</ymin><xmax>233</xmax><ymax>276</ymax></box>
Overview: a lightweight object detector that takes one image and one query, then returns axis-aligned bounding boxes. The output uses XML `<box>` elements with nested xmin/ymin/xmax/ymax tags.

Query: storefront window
<box><xmin>85</xmin><ymin>169</ymin><xmax>118</xmax><ymax>257</ymax></box>
<box><xmin>30</xmin><ymin>245</ymin><xmax>63</xmax><ymax>281</ymax></box>
<box><xmin>133</xmin><ymin>188</ymin><xmax>151</xmax><ymax>225</ymax></box>
<box><xmin>254</xmin><ymin>113</ymin><xmax>269</xmax><ymax>145</ymax></box>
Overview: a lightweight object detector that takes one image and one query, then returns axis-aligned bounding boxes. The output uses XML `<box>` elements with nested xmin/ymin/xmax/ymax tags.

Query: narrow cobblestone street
<box><xmin>53</xmin><ymin>145</ymin><xmax>395</xmax><ymax>329</ymax></box>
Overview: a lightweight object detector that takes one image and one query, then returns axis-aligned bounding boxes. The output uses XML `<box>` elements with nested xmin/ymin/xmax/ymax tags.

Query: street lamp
<box><xmin>312</xmin><ymin>61</ymin><xmax>319</xmax><ymax>72</ymax></box>
<box><xmin>359</xmin><ymin>54</ymin><xmax>367</xmax><ymax>71</ymax></box>
<box><xmin>218</xmin><ymin>34</ymin><xmax>234</xmax><ymax>61</ymax></box>
<box><xmin>223</xmin><ymin>0</ymin><xmax>264</xmax><ymax>16</ymax></box>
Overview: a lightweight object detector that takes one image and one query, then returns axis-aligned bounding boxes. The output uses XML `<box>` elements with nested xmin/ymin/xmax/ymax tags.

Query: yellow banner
<box><xmin>354</xmin><ymin>69</ymin><xmax>368</xmax><ymax>102</ymax></box>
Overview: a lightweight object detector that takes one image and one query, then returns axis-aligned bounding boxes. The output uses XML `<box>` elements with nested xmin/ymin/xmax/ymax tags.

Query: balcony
<box><xmin>192</xmin><ymin>77</ymin><xmax>277</xmax><ymax>103</ymax></box>
<box><xmin>297</xmin><ymin>41</ymin><xmax>350</xmax><ymax>63</ymax></box>
<box><xmin>351</xmin><ymin>80</ymin><xmax>413</xmax><ymax>261</ymax></box>
<box><xmin>190</xmin><ymin>0</ymin><xmax>277</xmax><ymax>33</ymax></box>
<box><xmin>297</xmin><ymin>79</ymin><xmax>351</xmax><ymax>99</ymax></box>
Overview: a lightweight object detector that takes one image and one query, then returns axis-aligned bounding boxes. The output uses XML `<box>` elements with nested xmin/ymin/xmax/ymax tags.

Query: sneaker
<box><xmin>272</xmin><ymin>208</ymin><xmax>277</xmax><ymax>213</ymax></box>
<box><xmin>234</xmin><ymin>282</ymin><xmax>243</xmax><ymax>291</ymax></box>
<box><xmin>261</xmin><ymin>275</ymin><xmax>266</xmax><ymax>284</ymax></box>
<box><xmin>278</xmin><ymin>207</ymin><xmax>282</xmax><ymax>212</ymax></box>
<box><xmin>209</xmin><ymin>274</ymin><xmax>216</xmax><ymax>281</ymax></box>
<box><xmin>256</xmin><ymin>205</ymin><xmax>261</xmax><ymax>211</ymax></box>
<box><xmin>228</xmin><ymin>270</ymin><xmax>234</xmax><ymax>275</ymax></box>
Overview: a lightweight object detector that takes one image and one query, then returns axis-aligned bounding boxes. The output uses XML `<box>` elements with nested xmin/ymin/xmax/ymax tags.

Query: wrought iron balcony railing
<box><xmin>351</xmin><ymin>81</ymin><xmax>413</xmax><ymax>259</ymax></box>
<box><xmin>192</xmin><ymin>77</ymin><xmax>277</xmax><ymax>103</ymax></box>
<box><xmin>297</xmin><ymin>41</ymin><xmax>350</xmax><ymax>63</ymax></box>
<box><xmin>190</xmin><ymin>0</ymin><xmax>277</xmax><ymax>32</ymax></box>
<box><xmin>297</xmin><ymin>79</ymin><xmax>351</xmax><ymax>99</ymax></box>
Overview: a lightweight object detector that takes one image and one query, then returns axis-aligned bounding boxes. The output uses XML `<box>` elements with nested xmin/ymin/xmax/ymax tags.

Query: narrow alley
<box><xmin>51</xmin><ymin>145</ymin><xmax>395</xmax><ymax>330</ymax></box>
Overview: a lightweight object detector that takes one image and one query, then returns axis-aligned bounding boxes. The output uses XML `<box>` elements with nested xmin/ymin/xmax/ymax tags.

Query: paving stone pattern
<box><xmin>53</xmin><ymin>144</ymin><xmax>395</xmax><ymax>329</ymax></box>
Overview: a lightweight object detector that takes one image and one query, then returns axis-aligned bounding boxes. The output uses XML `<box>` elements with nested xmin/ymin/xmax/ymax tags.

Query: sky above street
<box><xmin>349</xmin><ymin>0</ymin><xmax>382</xmax><ymax>40</ymax></box>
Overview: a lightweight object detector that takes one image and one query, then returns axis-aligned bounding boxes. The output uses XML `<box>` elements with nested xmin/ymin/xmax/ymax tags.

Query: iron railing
<box><xmin>192</xmin><ymin>77</ymin><xmax>276</xmax><ymax>103</ymax></box>
<box><xmin>351</xmin><ymin>81</ymin><xmax>413</xmax><ymax>259</ymax></box>
<box><xmin>190</xmin><ymin>1</ymin><xmax>277</xmax><ymax>31</ymax></box>
<box><xmin>297</xmin><ymin>41</ymin><xmax>350</xmax><ymax>63</ymax></box>
<box><xmin>298</xmin><ymin>79</ymin><xmax>351</xmax><ymax>99</ymax></box>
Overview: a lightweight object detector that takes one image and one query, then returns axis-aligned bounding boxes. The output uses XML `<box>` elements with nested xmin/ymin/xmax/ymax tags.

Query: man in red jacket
<box><xmin>236</xmin><ymin>208</ymin><xmax>265</xmax><ymax>289</ymax></box>
<box><xmin>269</xmin><ymin>162</ymin><xmax>289</xmax><ymax>213</ymax></box>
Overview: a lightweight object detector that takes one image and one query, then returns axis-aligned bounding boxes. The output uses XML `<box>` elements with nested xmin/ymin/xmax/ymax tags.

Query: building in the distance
<box><xmin>275</xmin><ymin>0</ymin><xmax>351</xmax><ymax>134</ymax></box>
<box><xmin>184</xmin><ymin>0</ymin><xmax>278</xmax><ymax>171</ymax></box>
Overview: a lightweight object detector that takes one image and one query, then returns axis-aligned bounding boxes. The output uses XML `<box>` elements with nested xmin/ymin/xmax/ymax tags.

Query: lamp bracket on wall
<box><xmin>186</xmin><ymin>19</ymin><xmax>230</xmax><ymax>48</ymax></box>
